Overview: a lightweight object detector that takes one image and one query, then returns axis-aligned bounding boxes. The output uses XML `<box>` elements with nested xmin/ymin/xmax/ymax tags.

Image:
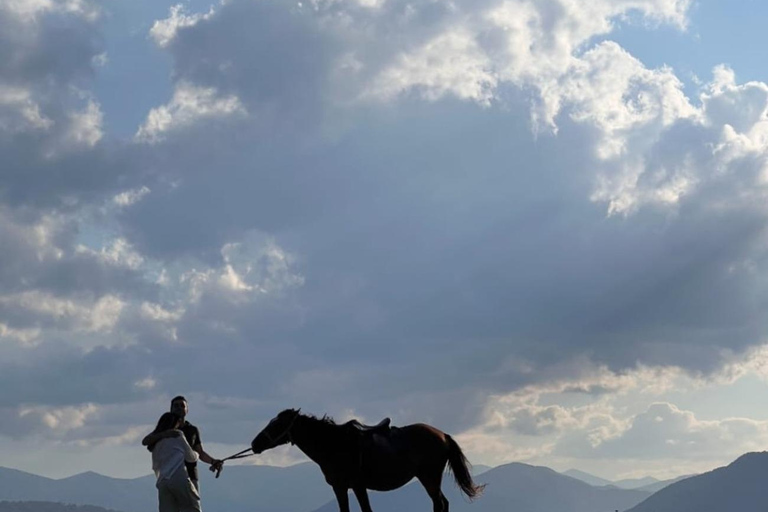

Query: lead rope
<box><xmin>213</xmin><ymin>411</ymin><xmax>301</xmax><ymax>478</ymax></box>
<box><xmin>212</xmin><ymin>448</ymin><xmax>257</xmax><ymax>478</ymax></box>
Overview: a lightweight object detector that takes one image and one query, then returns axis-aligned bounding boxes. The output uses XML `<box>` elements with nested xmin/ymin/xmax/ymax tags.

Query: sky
<box><xmin>3</xmin><ymin>0</ymin><xmax>768</xmax><ymax>484</ymax></box>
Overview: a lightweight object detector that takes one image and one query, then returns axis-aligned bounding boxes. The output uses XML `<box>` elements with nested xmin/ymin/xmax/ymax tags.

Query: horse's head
<box><xmin>251</xmin><ymin>408</ymin><xmax>301</xmax><ymax>454</ymax></box>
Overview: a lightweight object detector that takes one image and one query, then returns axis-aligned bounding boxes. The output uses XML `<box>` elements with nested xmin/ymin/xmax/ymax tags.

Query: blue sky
<box><xmin>610</xmin><ymin>0</ymin><xmax>768</xmax><ymax>89</ymax></box>
<box><xmin>3</xmin><ymin>0</ymin><xmax>768</xmax><ymax>483</ymax></box>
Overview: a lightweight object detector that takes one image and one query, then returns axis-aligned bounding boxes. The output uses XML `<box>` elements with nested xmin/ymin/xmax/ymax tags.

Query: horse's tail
<box><xmin>445</xmin><ymin>434</ymin><xmax>485</xmax><ymax>500</ymax></box>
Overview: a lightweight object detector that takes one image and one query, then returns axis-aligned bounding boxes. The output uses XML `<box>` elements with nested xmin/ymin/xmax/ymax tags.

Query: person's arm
<box><xmin>180</xmin><ymin>436</ymin><xmax>199</xmax><ymax>463</ymax></box>
<box><xmin>142</xmin><ymin>429</ymin><xmax>181</xmax><ymax>447</ymax></box>
<box><xmin>193</xmin><ymin>442</ymin><xmax>222</xmax><ymax>467</ymax></box>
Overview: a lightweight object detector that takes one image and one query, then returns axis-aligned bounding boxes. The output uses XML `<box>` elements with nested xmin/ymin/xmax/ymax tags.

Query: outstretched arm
<box><xmin>193</xmin><ymin>443</ymin><xmax>223</xmax><ymax>470</ymax></box>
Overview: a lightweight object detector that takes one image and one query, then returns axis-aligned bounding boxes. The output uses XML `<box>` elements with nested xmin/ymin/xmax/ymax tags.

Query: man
<box><xmin>143</xmin><ymin>396</ymin><xmax>223</xmax><ymax>491</ymax></box>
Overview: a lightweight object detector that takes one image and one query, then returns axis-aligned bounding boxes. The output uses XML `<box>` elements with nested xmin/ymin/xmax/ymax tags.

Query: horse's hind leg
<box><xmin>417</xmin><ymin>470</ymin><xmax>448</xmax><ymax>512</ymax></box>
<box><xmin>353</xmin><ymin>487</ymin><xmax>374</xmax><ymax>512</ymax></box>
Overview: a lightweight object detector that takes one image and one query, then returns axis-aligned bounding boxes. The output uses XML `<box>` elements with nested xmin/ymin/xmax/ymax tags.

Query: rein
<box><xmin>221</xmin><ymin>448</ymin><xmax>256</xmax><ymax>461</ymax></box>
<box><xmin>212</xmin><ymin>447</ymin><xmax>256</xmax><ymax>479</ymax></box>
<box><xmin>214</xmin><ymin>411</ymin><xmax>301</xmax><ymax>478</ymax></box>
<box><xmin>212</xmin><ymin>410</ymin><xmax>302</xmax><ymax>479</ymax></box>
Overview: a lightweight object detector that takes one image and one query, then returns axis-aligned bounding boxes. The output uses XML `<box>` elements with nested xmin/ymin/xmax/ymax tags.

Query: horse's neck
<box><xmin>292</xmin><ymin>418</ymin><xmax>341</xmax><ymax>464</ymax></box>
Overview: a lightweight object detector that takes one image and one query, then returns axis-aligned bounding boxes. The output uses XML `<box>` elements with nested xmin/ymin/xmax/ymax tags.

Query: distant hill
<box><xmin>562</xmin><ymin>469</ymin><xmax>613</xmax><ymax>487</ymax></box>
<box><xmin>635</xmin><ymin>474</ymin><xmax>693</xmax><ymax>493</ymax></box>
<box><xmin>0</xmin><ymin>503</ymin><xmax>118</xmax><ymax>512</ymax></box>
<box><xmin>613</xmin><ymin>476</ymin><xmax>658</xmax><ymax>489</ymax></box>
<box><xmin>0</xmin><ymin>464</ymin><xmax>332</xmax><ymax>512</ymax></box>
<box><xmin>312</xmin><ymin>462</ymin><xmax>651</xmax><ymax>512</ymax></box>
<box><xmin>563</xmin><ymin>468</ymin><xmax>690</xmax><ymax>492</ymax></box>
<box><xmin>628</xmin><ymin>452</ymin><xmax>768</xmax><ymax>512</ymax></box>
<box><xmin>471</xmin><ymin>465</ymin><xmax>492</xmax><ymax>476</ymax></box>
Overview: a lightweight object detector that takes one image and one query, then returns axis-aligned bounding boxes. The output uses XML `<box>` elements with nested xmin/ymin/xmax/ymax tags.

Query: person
<box><xmin>148</xmin><ymin>412</ymin><xmax>201</xmax><ymax>512</ymax></box>
<box><xmin>143</xmin><ymin>396</ymin><xmax>223</xmax><ymax>491</ymax></box>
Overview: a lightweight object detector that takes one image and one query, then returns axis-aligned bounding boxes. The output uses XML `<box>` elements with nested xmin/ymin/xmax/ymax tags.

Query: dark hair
<box><xmin>171</xmin><ymin>395</ymin><xmax>187</xmax><ymax>405</ymax></box>
<box><xmin>147</xmin><ymin>412</ymin><xmax>181</xmax><ymax>452</ymax></box>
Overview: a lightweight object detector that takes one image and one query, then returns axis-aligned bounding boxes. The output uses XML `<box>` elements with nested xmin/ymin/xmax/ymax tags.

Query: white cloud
<box><xmin>574</xmin><ymin>402</ymin><xmax>768</xmax><ymax>460</ymax></box>
<box><xmin>537</xmin><ymin>42</ymin><xmax>696</xmax><ymax>143</ymax></box>
<box><xmin>365</xmin><ymin>27</ymin><xmax>497</xmax><ymax>105</ymax></box>
<box><xmin>140</xmin><ymin>303</ymin><xmax>183</xmax><ymax>323</ymax></box>
<box><xmin>0</xmin><ymin>291</ymin><xmax>125</xmax><ymax>334</ymax></box>
<box><xmin>149</xmin><ymin>4</ymin><xmax>216</xmax><ymax>48</ymax></box>
<box><xmin>65</xmin><ymin>100</ymin><xmax>104</xmax><ymax>148</ymax></box>
<box><xmin>17</xmin><ymin>403</ymin><xmax>99</xmax><ymax>434</ymax></box>
<box><xmin>133</xmin><ymin>377</ymin><xmax>157</xmax><ymax>390</ymax></box>
<box><xmin>135</xmin><ymin>82</ymin><xmax>246</xmax><ymax>143</ymax></box>
<box><xmin>180</xmin><ymin>237</ymin><xmax>304</xmax><ymax>304</ymax></box>
<box><xmin>91</xmin><ymin>52</ymin><xmax>108</xmax><ymax>68</ymax></box>
<box><xmin>76</xmin><ymin>238</ymin><xmax>145</xmax><ymax>270</ymax></box>
<box><xmin>356</xmin><ymin>0</ymin><xmax>692</xmax><ymax>109</ymax></box>
<box><xmin>0</xmin><ymin>0</ymin><xmax>99</xmax><ymax>23</ymax></box>
<box><xmin>113</xmin><ymin>186</ymin><xmax>151</xmax><ymax>207</ymax></box>
<box><xmin>0</xmin><ymin>84</ymin><xmax>53</xmax><ymax>133</ymax></box>
<box><xmin>0</xmin><ymin>323</ymin><xmax>41</xmax><ymax>346</ymax></box>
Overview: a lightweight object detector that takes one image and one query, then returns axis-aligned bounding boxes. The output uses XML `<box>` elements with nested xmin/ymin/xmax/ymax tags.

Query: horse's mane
<box><xmin>301</xmin><ymin>412</ymin><xmax>337</xmax><ymax>426</ymax></box>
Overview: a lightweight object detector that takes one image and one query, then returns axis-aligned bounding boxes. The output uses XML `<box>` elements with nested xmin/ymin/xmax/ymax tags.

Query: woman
<box><xmin>148</xmin><ymin>412</ymin><xmax>202</xmax><ymax>512</ymax></box>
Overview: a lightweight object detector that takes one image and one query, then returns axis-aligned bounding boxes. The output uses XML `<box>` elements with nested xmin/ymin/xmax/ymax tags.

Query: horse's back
<box><xmin>361</xmin><ymin>423</ymin><xmax>450</xmax><ymax>491</ymax></box>
<box><xmin>398</xmin><ymin>423</ymin><xmax>448</xmax><ymax>444</ymax></box>
<box><xmin>374</xmin><ymin>423</ymin><xmax>450</xmax><ymax>464</ymax></box>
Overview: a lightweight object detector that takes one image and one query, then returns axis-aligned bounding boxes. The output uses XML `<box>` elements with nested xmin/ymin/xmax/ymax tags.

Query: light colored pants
<box><xmin>156</xmin><ymin>466</ymin><xmax>202</xmax><ymax>512</ymax></box>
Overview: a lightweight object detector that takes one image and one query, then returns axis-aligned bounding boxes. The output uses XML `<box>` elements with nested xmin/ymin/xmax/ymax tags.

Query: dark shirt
<box><xmin>181</xmin><ymin>421</ymin><xmax>201</xmax><ymax>481</ymax></box>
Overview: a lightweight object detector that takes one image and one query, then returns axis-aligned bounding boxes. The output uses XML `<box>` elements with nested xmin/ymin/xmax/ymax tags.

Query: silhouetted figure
<box><xmin>148</xmin><ymin>412</ymin><xmax>200</xmax><ymax>512</ymax></box>
<box><xmin>143</xmin><ymin>396</ymin><xmax>223</xmax><ymax>491</ymax></box>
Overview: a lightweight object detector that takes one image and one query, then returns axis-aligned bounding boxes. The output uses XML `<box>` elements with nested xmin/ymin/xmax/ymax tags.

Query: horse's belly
<box><xmin>360</xmin><ymin>450</ymin><xmax>416</xmax><ymax>491</ymax></box>
<box><xmin>365</xmin><ymin>474</ymin><xmax>415</xmax><ymax>492</ymax></box>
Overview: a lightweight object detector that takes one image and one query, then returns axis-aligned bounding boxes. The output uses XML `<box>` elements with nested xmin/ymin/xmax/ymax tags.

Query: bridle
<box><xmin>263</xmin><ymin>408</ymin><xmax>301</xmax><ymax>448</ymax></box>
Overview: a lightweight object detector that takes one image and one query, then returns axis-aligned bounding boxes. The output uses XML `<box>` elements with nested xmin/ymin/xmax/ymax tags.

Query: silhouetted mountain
<box><xmin>613</xmin><ymin>476</ymin><xmax>658</xmax><ymax>489</ymax></box>
<box><xmin>312</xmin><ymin>462</ymin><xmax>651</xmax><ymax>512</ymax></box>
<box><xmin>562</xmin><ymin>469</ymin><xmax>613</xmax><ymax>487</ymax></box>
<box><xmin>628</xmin><ymin>452</ymin><xmax>768</xmax><ymax>512</ymax></box>
<box><xmin>563</xmin><ymin>468</ymin><xmax>689</xmax><ymax>492</ymax></box>
<box><xmin>635</xmin><ymin>474</ymin><xmax>693</xmax><ymax>493</ymax></box>
<box><xmin>0</xmin><ymin>463</ymin><xmax>331</xmax><ymax>512</ymax></box>
<box><xmin>0</xmin><ymin>502</ymin><xmax>119</xmax><ymax>512</ymax></box>
<box><xmin>471</xmin><ymin>465</ymin><xmax>492</xmax><ymax>476</ymax></box>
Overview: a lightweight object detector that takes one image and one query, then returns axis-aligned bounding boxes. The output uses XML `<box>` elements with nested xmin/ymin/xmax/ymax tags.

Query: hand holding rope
<box><xmin>210</xmin><ymin>448</ymin><xmax>256</xmax><ymax>478</ymax></box>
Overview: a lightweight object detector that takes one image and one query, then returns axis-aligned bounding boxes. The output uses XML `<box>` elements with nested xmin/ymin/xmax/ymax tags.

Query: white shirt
<box><xmin>151</xmin><ymin>432</ymin><xmax>199</xmax><ymax>482</ymax></box>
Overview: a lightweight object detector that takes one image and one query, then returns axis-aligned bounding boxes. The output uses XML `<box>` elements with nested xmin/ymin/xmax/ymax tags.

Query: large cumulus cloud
<box><xmin>114</xmin><ymin>0</ymin><xmax>768</xmax><ymax>425</ymax></box>
<box><xmin>4</xmin><ymin>0</ymin><xmax>768</xmax><ymax>478</ymax></box>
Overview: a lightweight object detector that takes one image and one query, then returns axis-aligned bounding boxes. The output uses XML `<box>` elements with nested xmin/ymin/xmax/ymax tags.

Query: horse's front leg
<box><xmin>353</xmin><ymin>487</ymin><xmax>374</xmax><ymax>512</ymax></box>
<box><xmin>332</xmin><ymin>486</ymin><xmax>350</xmax><ymax>512</ymax></box>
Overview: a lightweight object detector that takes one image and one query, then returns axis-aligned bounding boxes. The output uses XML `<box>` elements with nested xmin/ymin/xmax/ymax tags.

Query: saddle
<box><xmin>346</xmin><ymin>417</ymin><xmax>391</xmax><ymax>435</ymax></box>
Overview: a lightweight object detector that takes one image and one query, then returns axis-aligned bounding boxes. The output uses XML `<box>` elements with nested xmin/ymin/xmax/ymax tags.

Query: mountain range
<box><xmin>561</xmin><ymin>468</ymin><xmax>692</xmax><ymax>492</ymax></box>
<box><xmin>0</xmin><ymin>461</ymin><xmax>652</xmax><ymax>512</ymax></box>
<box><xmin>311</xmin><ymin>462</ymin><xmax>651</xmax><ymax>512</ymax></box>
<box><xmin>0</xmin><ymin>503</ymin><xmax>117</xmax><ymax>512</ymax></box>
<box><xmin>6</xmin><ymin>453</ymin><xmax>768</xmax><ymax>512</ymax></box>
<box><xmin>0</xmin><ymin>464</ymin><xmax>332</xmax><ymax>512</ymax></box>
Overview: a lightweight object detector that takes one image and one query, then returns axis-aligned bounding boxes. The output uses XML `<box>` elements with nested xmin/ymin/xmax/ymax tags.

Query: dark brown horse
<box><xmin>250</xmin><ymin>409</ymin><xmax>484</xmax><ymax>512</ymax></box>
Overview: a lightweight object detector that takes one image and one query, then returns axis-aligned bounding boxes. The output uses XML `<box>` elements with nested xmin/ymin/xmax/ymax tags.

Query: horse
<box><xmin>250</xmin><ymin>409</ymin><xmax>485</xmax><ymax>512</ymax></box>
